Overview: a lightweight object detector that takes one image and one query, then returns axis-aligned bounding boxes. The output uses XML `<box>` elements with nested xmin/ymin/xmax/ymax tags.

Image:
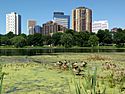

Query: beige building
<box><xmin>27</xmin><ymin>20</ymin><xmax>36</xmax><ymax>35</ymax></box>
<box><xmin>42</xmin><ymin>21</ymin><xmax>67</xmax><ymax>35</ymax></box>
<box><xmin>72</xmin><ymin>7</ymin><xmax>92</xmax><ymax>32</ymax></box>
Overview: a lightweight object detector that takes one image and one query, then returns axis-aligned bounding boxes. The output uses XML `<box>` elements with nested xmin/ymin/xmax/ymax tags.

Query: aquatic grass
<box><xmin>0</xmin><ymin>64</ymin><xmax>5</xmax><ymax>94</ymax></box>
<box><xmin>73</xmin><ymin>67</ymin><xmax>106</xmax><ymax>94</ymax></box>
<box><xmin>87</xmin><ymin>54</ymin><xmax>111</xmax><ymax>61</ymax></box>
<box><xmin>1</xmin><ymin>53</ymin><xmax>125</xmax><ymax>94</ymax></box>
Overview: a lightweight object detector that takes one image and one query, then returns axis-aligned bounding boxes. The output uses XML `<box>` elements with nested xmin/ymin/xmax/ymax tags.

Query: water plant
<box><xmin>0</xmin><ymin>64</ymin><xmax>5</xmax><ymax>94</ymax></box>
<box><xmin>73</xmin><ymin>67</ymin><xmax>106</xmax><ymax>94</ymax></box>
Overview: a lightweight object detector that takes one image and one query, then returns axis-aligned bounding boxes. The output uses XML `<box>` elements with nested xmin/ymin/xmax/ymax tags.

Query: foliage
<box><xmin>0</xmin><ymin>36</ymin><xmax>11</xmax><ymax>46</ymax></box>
<box><xmin>113</xmin><ymin>29</ymin><xmax>125</xmax><ymax>47</ymax></box>
<box><xmin>52</xmin><ymin>32</ymin><xmax>63</xmax><ymax>46</ymax></box>
<box><xmin>5</xmin><ymin>32</ymin><xmax>15</xmax><ymax>39</ymax></box>
<box><xmin>65</xmin><ymin>29</ymin><xmax>75</xmax><ymax>35</ymax></box>
<box><xmin>0</xmin><ymin>64</ymin><xmax>5</xmax><ymax>94</ymax></box>
<box><xmin>60</xmin><ymin>33</ymin><xmax>74</xmax><ymax>48</ymax></box>
<box><xmin>43</xmin><ymin>35</ymin><xmax>52</xmax><ymax>45</ymax></box>
<box><xmin>74</xmin><ymin>32</ymin><xmax>90</xmax><ymax>47</ymax></box>
<box><xmin>27</xmin><ymin>34</ymin><xmax>44</xmax><ymax>46</ymax></box>
<box><xmin>10</xmin><ymin>36</ymin><xmax>27</xmax><ymax>47</ymax></box>
<box><xmin>88</xmin><ymin>35</ymin><xmax>99</xmax><ymax>47</ymax></box>
<box><xmin>73</xmin><ymin>67</ymin><xmax>106</xmax><ymax>94</ymax></box>
<box><xmin>97</xmin><ymin>30</ymin><xmax>112</xmax><ymax>45</ymax></box>
<box><xmin>19</xmin><ymin>33</ymin><xmax>27</xmax><ymax>38</ymax></box>
<box><xmin>1</xmin><ymin>29</ymin><xmax>125</xmax><ymax>48</ymax></box>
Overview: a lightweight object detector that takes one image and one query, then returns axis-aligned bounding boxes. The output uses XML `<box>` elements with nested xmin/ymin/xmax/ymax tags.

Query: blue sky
<box><xmin>0</xmin><ymin>0</ymin><xmax>125</xmax><ymax>34</ymax></box>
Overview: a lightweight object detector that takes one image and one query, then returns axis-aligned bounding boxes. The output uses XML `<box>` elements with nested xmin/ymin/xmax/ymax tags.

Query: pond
<box><xmin>1</xmin><ymin>48</ymin><xmax>125</xmax><ymax>56</ymax></box>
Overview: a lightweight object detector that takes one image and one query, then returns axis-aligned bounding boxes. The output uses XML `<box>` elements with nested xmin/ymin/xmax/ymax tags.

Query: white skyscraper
<box><xmin>92</xmin><ymin>20</ymin><xmax>109</xmax><ymax>33</ymax></box>
<box><xmin>6</xmin><ymin>12</ymin><xmax>21</xmax><ymax>35</ymax></box>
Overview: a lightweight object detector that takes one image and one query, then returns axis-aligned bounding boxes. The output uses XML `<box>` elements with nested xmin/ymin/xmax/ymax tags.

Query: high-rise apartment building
<box><xmin>42</xmin><ymin>21</ymin><xmax>67</xmax><ymax>35</ymax></box>
<box><xmin>92</xmin><ymin>20</ymin><xmax>109</xmax><ymax>33</ymax></box>
<box><xmin>27</xmin><ymin>20</ymin><xmax>36</xmax><ymax>35</ymax></box>
<box><xmin>6</xmin><ymin>12</ymin><xmax>21</xmax><ymax>35</ymax></box>
<box><xmin>53</xmin><ymin>12</ymin><xmax>70</xmax><ymax>29</ymax></box>
<box><xmin>72</xmin><ymin>7</ymin><xmax>92</xmax><ymax>32</ymax></box>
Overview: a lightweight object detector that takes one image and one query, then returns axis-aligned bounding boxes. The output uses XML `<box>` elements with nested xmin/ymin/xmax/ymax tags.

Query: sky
<box><xmin>0</xmin><ymin>0</ymin><xmax>125</xmax><ymax>34</ymax></box>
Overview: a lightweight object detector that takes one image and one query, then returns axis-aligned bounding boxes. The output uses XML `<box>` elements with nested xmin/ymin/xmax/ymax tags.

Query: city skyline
<box><xmin>0</xmin><ymin>0</ymin><xmax>125</xmax><ymax>34</ymax></box>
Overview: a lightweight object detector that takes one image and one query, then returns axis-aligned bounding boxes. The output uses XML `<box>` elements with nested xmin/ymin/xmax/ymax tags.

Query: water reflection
<box><xmin>0</xmin><ymin>48</ymin><xmax>125</xmax><ymax>56</ymax></box>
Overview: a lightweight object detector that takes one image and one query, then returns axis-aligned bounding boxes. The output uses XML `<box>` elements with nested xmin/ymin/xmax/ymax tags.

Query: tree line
<box><xmin>0</xmin><ymin>28</ymin><xmax>125</xmax><ymax>48</ymax></box>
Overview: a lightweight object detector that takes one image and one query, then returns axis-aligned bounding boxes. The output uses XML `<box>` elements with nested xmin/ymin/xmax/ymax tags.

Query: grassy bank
<box><xmin>0</xmin><ymin>53</ymin><xmax>125</xmax><ymax>94</ymax></box>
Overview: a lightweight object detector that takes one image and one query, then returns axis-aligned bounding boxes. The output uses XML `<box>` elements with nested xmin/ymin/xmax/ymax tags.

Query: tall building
<box><xmin>92</xmin><ymin>20</ymin><xmax>109</xmax><ymax>33</ymax></box>
<box><xmin>6</xmin><ymin>12</ymin><xmax>21</xmax><ymax>35</ymax></box>
<box><xmin>34</xmin><ymin>25</ymin><xmax>42</xmax><ymax>34</ymax></box>
<box><xmin>72</xmin><ymin>7</ymin><xmax>92</xmax><ymax>32</ymax></box>
<box><xmin>53</xmin><ymin>12</ymin><xmax>70</xmax><ymax>29</ymax></box>
<box><xmin>42</xmin><ymin>21</ymin><xmax>67</xmax><ymax>35</ymax></box>
<box><xmin>27</xmin><ymin>20</ymin><xmax>36</xmax><ymax>35</ymax></box>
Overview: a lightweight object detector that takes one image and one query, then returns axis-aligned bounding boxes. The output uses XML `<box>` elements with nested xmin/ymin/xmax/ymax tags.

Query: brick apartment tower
<box><xmin>72</xmin><ymin>7</ymin><xmax>92</xmax><ymax>32</ymax></box>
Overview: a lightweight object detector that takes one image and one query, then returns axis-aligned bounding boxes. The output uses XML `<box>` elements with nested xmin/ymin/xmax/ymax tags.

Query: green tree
<box><xmin>60</xmin><ymin>33</ymin><xmax>74</xmax><ymax>48</ymax></box>
<box><xmin>10</xmin><ymin>36</ymin><xmax>27</xmax><ymax>48</ymax></box>
<box><xmin>43</xmin><ymin>35</ymin><xmax>52</xmax><ymax>45</ymax></box>
<box><xmin>114</xmin><ymin>29</ymin><xmax>125</xmax><ymax>47</ymax></box>
<box><xmin>64</xmin><ymin>29</ymin><xmax>74</xmax><ymax>35</ymax></box>
<box><xmin>88</xmin><ymin>35</ymin><xmax>99</xmax><ymax>47</ymax></box>
<box><xmin>97</xmin><ymin>29</ymin><xmax>112</xmax><ymax>45</ymax></box>
<box><xmin>27</xmin><ymin>34</ymin><xmax>44</xmax><ymax>46</ymax></box>
<box><xmin>103</xmin><ymin>30</ymin><xmax>112</xmax><ymax>44</ymax></box>
<box><xmin>52</xmin><ymin>32</ymin><xmax>63</xmax><ymax>46</ymax></box>
<box><xmin>73</xmin><ymin>32</ymin><xmax>82</xmax><ymax>46</ymax></box>
<box><xmin>74</xmin><ymin>32</ymin><xmax>90</xmax><ymax>47</ymax></box>
<box><xmin>5</xmin><ymin>32</ymin><xmax>15</xmax><ymax>39</ymax></box>
<box><xmin>19</xmin><ymin>33</ymin><xmax>27</xmax><ymax>38</ymax></box>
<box><xmin>0</xmin><ymin>36</ymin><xmax>11</xmax><ymax>46</ymax></box>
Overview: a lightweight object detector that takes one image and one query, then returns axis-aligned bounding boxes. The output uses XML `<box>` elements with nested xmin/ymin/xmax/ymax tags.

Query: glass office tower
<box><xmin>53</xmin><ymin>12</ymin><xmax>70</xmax><ymax>29</ymax></box>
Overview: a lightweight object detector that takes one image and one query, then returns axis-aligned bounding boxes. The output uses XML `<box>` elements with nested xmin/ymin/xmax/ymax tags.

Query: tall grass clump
<box><xmin>73</xmin><ymin>67</ymin><xmax>106</xmax><ymax>94</ymax></box>
<box><xmin>0</xmin><ymin>64</ymin><xmax>5</xmax><ymax>94</ymax></box>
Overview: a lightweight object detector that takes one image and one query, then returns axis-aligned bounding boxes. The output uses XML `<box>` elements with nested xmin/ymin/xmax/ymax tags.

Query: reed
<box><xmin>0</xmin><ymin>64</ymin><xmax>5</xmax><ymax>94</ymax></box>
<box><xmin>73</xmin><ymin>67</ymin><xmax>106</xmax><ymax>94</ymax></box>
